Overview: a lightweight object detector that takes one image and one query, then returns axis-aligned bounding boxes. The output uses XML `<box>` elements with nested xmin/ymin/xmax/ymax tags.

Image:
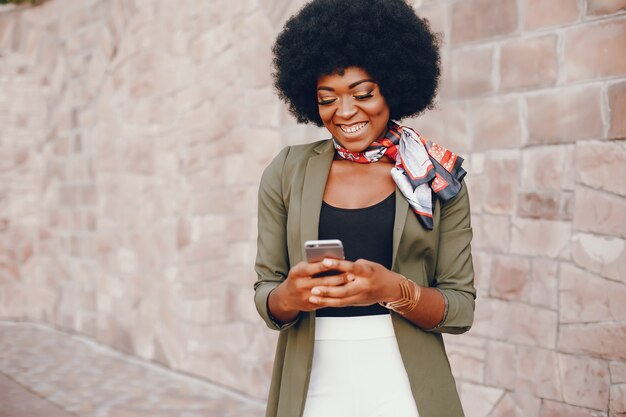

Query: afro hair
<box><xmin>272</xmin><ymin>0</ymin><xmax>441</xmax><ymax>126</ymax></box>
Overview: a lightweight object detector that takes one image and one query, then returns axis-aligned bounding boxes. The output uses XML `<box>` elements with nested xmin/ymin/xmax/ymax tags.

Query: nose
<box><xmin>336</xmin><ymin>98</ymin><xmax>358</xmax><ymax>120</ymax></box>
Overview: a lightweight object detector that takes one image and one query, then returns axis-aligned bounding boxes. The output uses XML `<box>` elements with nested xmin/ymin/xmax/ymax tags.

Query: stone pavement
<box><xmin>0</xmin><ymin>322</ymin><xmax>265</xmax><ymax>417</ymax></box>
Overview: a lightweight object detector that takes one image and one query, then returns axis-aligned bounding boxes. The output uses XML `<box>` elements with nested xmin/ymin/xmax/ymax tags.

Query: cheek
<box><xmin>369</xmin><ymin>103</ymin><xmax>390</xmax><ymax>120</ymax></box>
<box><xmin>362</xmin><ymin>97</ymin><xmax>390</xmax><ymax>118</ymax></box>
<box><xmin>318</xmin><ymin>106</ymin><xmax>335</xmax><ymax>125</ymax></box>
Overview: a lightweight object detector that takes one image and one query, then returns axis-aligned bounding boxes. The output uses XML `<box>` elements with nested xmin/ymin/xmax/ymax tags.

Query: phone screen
<box><xmin>304</xmin><ymin>239</ymin><xmax>345</xmax><ymax>278</ymax></box>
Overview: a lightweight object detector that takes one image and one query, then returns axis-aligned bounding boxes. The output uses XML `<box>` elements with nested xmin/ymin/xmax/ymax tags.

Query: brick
<box><xmin>472</xmin><ymin>251</ymin><xmax>491</xmax><ymax>296</ymax></box>
<box><xmin>471</xmin><ymin>214</ymin><xmax>511</xmax><ymax>253</ymax></box>
<box><xmin>572</xmin><ymin>233</ymin><xmax>626</xmax><ymax>283</ymax></box>
<box><xmin>527</xmin><ymin>87</ymin><xmax>604</xmax><ymax>145</ymax></box>
<box><xmin>472</xmin><ymin>297</ymin><xmax>511</xmax><ymax>340</ymax></box>
<box><xmin>484</xmin><ymin>341</ymin><xmax>517</xmax><ymax>389</ymax></box>
<box><xmin>458</xmin><ymin>383</ymin><xmax>505</xmax><ymax>417</ymax></box>
<box><xmin>227</xmin><ymin>241</ymin><xmax>257</xmax><ymax>266</ymax></box>
<box><xmin>509</xmin><ymin>302</ymin><xmax>558</xmax><ymax>348</ymax></box>
<box><xmin>242</xmin><ymin>88</ymin><xmax>281</xmax><ymax>129</ymax></box>
<box><xmin>609</xmin><ymin>82</ymin><xmax>626</xmax><ymax>139</ymax></box>
<box><xmin>469</xmin><ymin>151</ymin><xmax>485</xmax><ymax>175</ymax></box>
<box><xmin>0</xmin><ymin>15</ymin><xmax>16</xmax><ymax>50</ymax></box>
<box><xmin>451</xmin><ymin>0</ymin><xmax>518</xmax><ymax>44</ymax></box>
<box><xmin>445</xmin><ymin>341</ymin><xmax>485</xmax><ymax>383</ymax></box>
<box><xmin>192</xmin><ymin>215</ymin><xmax>228</xmax><ymax>238</ymax></box>
<box><xmin>484</xmin><ymin>152</ymin><xmax>520</xmax><ymax>214</ymax></box>
<box><xmin>464</xmin><ymin>176</ymin><xmax>484</xmax><ymax>214</ymax></box>
<box><xmin>443</xmin><ymin>332</ymin><xmax>487</xmax><ymax>349</ymax></box>
<box><xmin>510</xmin><ymin>218</ymin><xmax>570</xmax><ymax>258</ymax></box>
<box><xmin>179</xmin><ymin>237</ymin><xmax>227</xmax><ymax>264</ymax></box>
<box><xmin>573</xmin><ymin>186</ymin><xmax>626</xmax><ymax>238</ymax></box>
<box><xmin>558</xmin><ymin>353</ymin><xmax>610</xmax><ymax>410</ymax></box>
<box><xmin>540</xmin><ymin>399</ymin><xmax>608</xmax><ymax>417</ymax></box>
<box><xmin>407</xmin><ymin>102</ymin><xmax>471</xmax><ymax>153</ymax></box>
<box><xmin>447</xmin><ymin>46</ymin><xmax>494</xmax><ymax>97</ymax></box>
<box><xmin>611</xmin><ymin>384</ymin><xmax>626</xmax><ymax>415</ymax></box>
<box><xmin>415</xmin><ymin>2</ymin><xmax>447</xmax><ymax>36</ymax></box>
<box><xmin>500</xmin><ymin>35</ymin><xmax>558</xmax><ymax>90</ymax></box>
<box><xmin>528</xmin><ymin>259</ymin><xmax>558</xmax><ymax>309</ymax></box>
<box><xmin>224</xmin><ymin>116</ymin><xmax>272</xmax><ymax>151</ymax></box>
<box><xmin>564</xmin><ymin>19</ymin><xmax>626</xmax><ymax>82</ymax></box>
<box><xmin>521</xmin><ymin>145</ymin><xmax>574</xmax><ymax>191</ymax></box>
<box><xmin>559</xmin><ymin>322</ymin><xmax>626</xmax><ymax>361</ymax></box>
<box><xmin>490</xmin><ymin>255</ymin><xmax>530</xmax><ymax>301</ymax></box>
<box><xmin>517</xmin><ymin>346</ymin><xmax>562</xmax><ymax>400</ymax></box>
<box><xmin>238</xmin><ymin>28</ymin><xmax>273</xmax><ymax>89</ymax></box>
<box><xmin>524</xmin><ymin>0</ymin><xmax>580</xmax><ymax>30</ymax></box>
<box><xmin>490</xmin><ymin>392</ymin><xmax>541</xmax><ymax>417</ymax></box>
<box><xmin>191</xmin><ymin>189</ymin><xmax>232</xmax><ymax>215</ymax></box>
<box><xmin>470</xmin><ymin>97</ymin><xmax>522</xmax><ymax>151</ymax></box>
<box><xmin>518</xmin><ymin>190</ymin><xmax>573</xmax><ymax>220</ymax></box>
<box><xmin>576</xmin><ymin>140</ymin><xmax>626</xmax><ymax>196</ymax></box>
<box><xmin>611</xmin><ymin>361</ymin><xmax>626</xmax><ymax>383</ymax></box>
<box><xmin>560</xmin><ymin>263</ymin><xmax>626</xmax><ymax>323</ymax></box>
<box><xmin>587</xmin><ymin>0</ymin><xmax>626</xmax><ymax>16</ymax></box>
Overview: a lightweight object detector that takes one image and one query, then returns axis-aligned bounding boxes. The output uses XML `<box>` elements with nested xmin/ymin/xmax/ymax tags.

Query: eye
<box><xmin>318</xmin><ymin>98</ymin><xmax>337</xmax><ymax>105</ymax></box>
<box><xmin>354</xmin><ymin>91</ymin><xmax>374</xmax><ymax>100</ymax></box>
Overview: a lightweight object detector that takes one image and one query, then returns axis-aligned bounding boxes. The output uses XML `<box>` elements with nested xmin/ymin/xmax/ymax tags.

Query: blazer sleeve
<box><xmin>428</xmin><ymin>180</ymin><xmax>476</xmax><ymax>335</ymax></box>
<box><xmin>253</xmin><ymin>146</ymin><xmax>299</xmax><ymax>331</ymax></box>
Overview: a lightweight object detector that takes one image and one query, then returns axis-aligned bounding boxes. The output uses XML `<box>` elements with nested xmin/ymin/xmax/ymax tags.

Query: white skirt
<box><xmin>303</xmin><ymin>315</ymin><xmax>420</xmax><ymax>417</ymax></box>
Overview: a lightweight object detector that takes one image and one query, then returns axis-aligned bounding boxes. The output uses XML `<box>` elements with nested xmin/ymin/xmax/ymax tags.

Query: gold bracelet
<box><xmin>379</xmin><ymin>276</ymin><xmax>421</xmax><ymax>315</ymax></box>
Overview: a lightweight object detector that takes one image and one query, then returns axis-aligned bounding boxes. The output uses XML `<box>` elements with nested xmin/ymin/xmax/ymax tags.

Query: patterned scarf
<box><xmin>332</xmin><ymin>122</ymin><xmax>466</xmax><ymax>230</ymax></box>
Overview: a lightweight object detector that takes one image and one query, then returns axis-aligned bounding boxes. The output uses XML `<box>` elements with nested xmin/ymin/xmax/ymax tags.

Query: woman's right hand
<box><xmin>267</xmin><ymin>259</ymin><xmax>353</xmax><ymax>324</ymax></box>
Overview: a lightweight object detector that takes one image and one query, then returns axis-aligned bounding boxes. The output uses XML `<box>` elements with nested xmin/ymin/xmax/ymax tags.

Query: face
<box><xmin>317</xmin><ymin>66</ymin><xmax>390</xmax><ymax>152</ymax></box>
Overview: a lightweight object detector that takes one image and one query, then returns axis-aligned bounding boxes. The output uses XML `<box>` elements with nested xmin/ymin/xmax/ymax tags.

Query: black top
<box><xmin>316</xmin><ymin>191</ymin><xmax>395</xmax><ymax>317</ymax></box>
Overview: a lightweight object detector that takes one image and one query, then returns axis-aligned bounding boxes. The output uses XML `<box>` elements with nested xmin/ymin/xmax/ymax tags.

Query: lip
<box><xmin>337</xmin><ymin>121</ymin><xmax>369</xmax><ymax>134</ymax></box>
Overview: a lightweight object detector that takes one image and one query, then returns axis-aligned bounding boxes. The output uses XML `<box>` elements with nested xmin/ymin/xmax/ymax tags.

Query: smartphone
<box><xmin>304</xmin><ymin>239</ymin><xmax>345</xmax><ymax>278</ymax></box>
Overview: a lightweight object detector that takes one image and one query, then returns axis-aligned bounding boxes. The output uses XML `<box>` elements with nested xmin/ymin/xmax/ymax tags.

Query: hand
<box><xmin>271</xmin><ymin>259</ymin><xmax>354</xmax><ymax>314</ymax></box>
<box><xmin>307</xmin><ymin>258</ymin><xmax>403</xmax><ymax>307</ymax></box>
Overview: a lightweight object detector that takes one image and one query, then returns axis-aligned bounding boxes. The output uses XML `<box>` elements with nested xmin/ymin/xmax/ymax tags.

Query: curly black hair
<box><xmin>272</xmin><ymin>0</ymin><xmax>441</xmax><ymax>126</ymax></box>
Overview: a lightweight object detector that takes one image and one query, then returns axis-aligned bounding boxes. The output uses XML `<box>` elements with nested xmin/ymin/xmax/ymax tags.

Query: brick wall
<box><xmin>410</xmin><ymin>1</ymin><xmax>626</xmax><ymax>416</ymax></box>
<box><xmin>0</xmin><ymin>0</ymin><xmax>624</xmax><ymax>414</ymax></box>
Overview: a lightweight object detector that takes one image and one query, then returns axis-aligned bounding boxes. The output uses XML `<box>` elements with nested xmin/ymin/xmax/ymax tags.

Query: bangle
<box><xmin>379</xmin><ymin>276</ymin><xmax>421</xmax><ymax>314</ymax></box>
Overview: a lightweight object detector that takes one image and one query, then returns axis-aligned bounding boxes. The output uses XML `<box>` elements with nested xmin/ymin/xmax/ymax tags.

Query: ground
<box><xmin>0</xmin><ymin>322</ymin><xmax>264</xmax><ymax>417</ymax></box>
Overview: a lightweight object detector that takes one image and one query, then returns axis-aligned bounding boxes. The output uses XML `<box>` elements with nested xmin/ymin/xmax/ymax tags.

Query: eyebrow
<box><xmin>317</xmin><ymin>78</ymin><xmax>376</xmax><ymax>91</ymax></box>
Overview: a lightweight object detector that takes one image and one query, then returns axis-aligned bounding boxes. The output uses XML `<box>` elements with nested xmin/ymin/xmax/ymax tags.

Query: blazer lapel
<box><xmin>299</xmin><ymin>140</ymin><xmax>334</xmax><ymax>253</ymax></box>
<box><xmin>391</xmin><ymin>186</ymin><xmax>409</xmax><ymax>272</ymax></box>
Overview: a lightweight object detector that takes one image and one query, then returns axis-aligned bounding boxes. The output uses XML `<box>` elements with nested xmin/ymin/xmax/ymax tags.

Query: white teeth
<box><xmin>339</xmin><ymin>122</ymin><xmax>367</xmax><ymax>133</ymax></box>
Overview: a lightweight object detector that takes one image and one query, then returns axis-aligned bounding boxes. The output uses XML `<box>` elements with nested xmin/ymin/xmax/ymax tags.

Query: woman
<box><xmin>254</xmin><ymin>1</ymin><xmax>475</xmax><ymax>416</ymax></box>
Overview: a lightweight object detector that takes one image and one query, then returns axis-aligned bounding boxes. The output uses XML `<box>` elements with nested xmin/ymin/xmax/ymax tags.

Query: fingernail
<box><xmin>322</xmin><ymin>259</ymin><xmax>333</xmax><ymax>266</ymax></box>
<box><xmin>309</xmin><ymin>296</ymin><xmax>318</xmax><ymax>304</ymax></box>
<box><xmin>347</xmin><ymin>274</ymin><xmax>355</xmax><ymax>281</ymax></box>
<box><xmin>311</xmin><ymin>288</ymin><xmax>320</xmax><ymax>295</ymax></box>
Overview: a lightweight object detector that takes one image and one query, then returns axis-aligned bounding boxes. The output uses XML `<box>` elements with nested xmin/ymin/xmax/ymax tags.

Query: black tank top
<box><xmin>316</xmin><ymin>191</ymin><xmax>395</xmax><ymax>317</ymax></box>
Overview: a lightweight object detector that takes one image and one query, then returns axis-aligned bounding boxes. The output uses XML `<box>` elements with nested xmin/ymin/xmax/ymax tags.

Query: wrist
<box><xmin>268</xmin><ymin>283</ymin><xmax>300</xmax><ymax>325</ymax></box>
<box><xmin>271</xmin><ymin>283</ymin><xmax>292</xmax><ymax>311</ymax></box>
<box><xmin>380</xmin><ymin>273</ymin><xmax>404</xmax><ymax>303</ymax></box>
<box><xmin>379</xmin><ymin>274</ymin><xmax>421</xmax><ymax>315</ymax></box>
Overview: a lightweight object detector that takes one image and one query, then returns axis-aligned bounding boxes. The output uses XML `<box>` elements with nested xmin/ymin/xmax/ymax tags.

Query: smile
<box><xmin>338</xmin><ymin>122</ymin><xmax>368</xmax><ymax>134</ymax></box>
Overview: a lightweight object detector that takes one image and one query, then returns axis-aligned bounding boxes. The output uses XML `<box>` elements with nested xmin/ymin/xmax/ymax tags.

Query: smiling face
<box><xmin>317</xmin><ymin>67</ymin><xmax>391</xmax><ymax>152</ymax></box>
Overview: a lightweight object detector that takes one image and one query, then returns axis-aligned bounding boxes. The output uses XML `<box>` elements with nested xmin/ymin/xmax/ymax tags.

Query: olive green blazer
<box><xmin>254</xmin><ymin>139</ymin><xmax>475</xmax><ymax>417</ymax></box>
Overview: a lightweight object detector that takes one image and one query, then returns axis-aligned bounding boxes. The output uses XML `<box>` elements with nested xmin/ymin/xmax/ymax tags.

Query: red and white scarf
<box><xmin>333</xmin><ymin>122</ymin><xmax>466</xmax><ymax>230</ymax></box>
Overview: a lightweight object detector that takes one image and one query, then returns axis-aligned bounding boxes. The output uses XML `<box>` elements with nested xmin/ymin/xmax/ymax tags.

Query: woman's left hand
<box><xmin>308</xmin><ymin>258</ymin><xmax>403</xmax><ymax>307</ymax></box>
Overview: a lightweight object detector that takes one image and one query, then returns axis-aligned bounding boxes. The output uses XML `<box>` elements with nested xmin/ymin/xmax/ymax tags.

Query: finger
<box><xmin>310</xmin><ymin>283</ymin><xmax>354</xmax><ymax>298</ymax></box>
<box><xmin>317</xmin><ymin>258</ymin><xmax>355</xmax><ymax>274</ymax></box>
<box><xmin>309</xmin><ymin>274</ymin><xmax>351</xmax><ymax>288</ymax></box>
<box><xmin>289</xmin><ymin>261</ymin><xmax>314</xmax><ymax>278</ymax></box>
<box><xmin>352</xmin><ymin>258</ymin><xmax>376</xmax><ymax>276</ymax></box>
<box><xmin>303</xmin><ymin>258</ymin><xmax>353</xmax><ymax>277</ymax></box>
<box><xmin>309</xmin><ymin>294</ymin><xmax>363</xmax><ymax>308</ymax></box>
